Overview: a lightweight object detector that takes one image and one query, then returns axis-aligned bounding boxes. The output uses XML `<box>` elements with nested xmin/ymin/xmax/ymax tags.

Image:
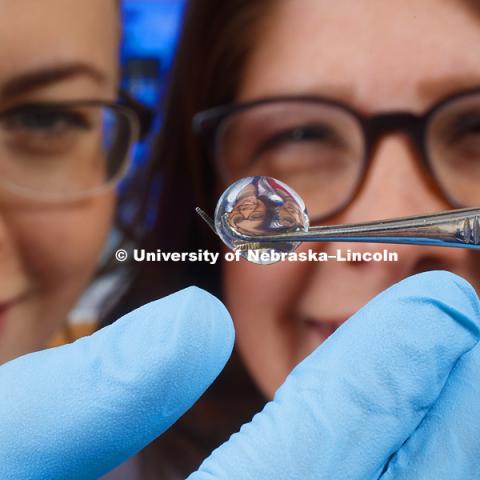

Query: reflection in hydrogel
<box><xmin>214</xmin><ymin>176</ymin><xmax>309</xmax><ymax>265</ymax></box>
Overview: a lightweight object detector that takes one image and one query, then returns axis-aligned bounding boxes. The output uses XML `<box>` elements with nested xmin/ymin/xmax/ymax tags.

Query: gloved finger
<box><xmin>0</xmin><ymin>286</ymin><xmax>234</xmax><ymax>480</ymax></box>
<box><xmin>189</xmin><ymin>271</ymin><xmax>480</xmax><ymax>480</ymax></box>
<box><xmin>381</xmin><ymin>342</ymin><xmax>480</xmax><ymax>479</ymax></box>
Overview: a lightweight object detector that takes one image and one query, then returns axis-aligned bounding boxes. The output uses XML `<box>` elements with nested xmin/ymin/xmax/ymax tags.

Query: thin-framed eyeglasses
<box><xmin>194</xmin><ymin>87</ymin><xmax>480</xmax><ymax>225</ymax></box>
<box><xmin>0</xmin><ymin>93</ymin><xmax>152</xmax><ymax>202</ymax></box>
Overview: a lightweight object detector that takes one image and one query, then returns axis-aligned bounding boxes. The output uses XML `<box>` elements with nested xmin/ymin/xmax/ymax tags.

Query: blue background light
<box><xmin>119</xmin><ymin>0</ymin><xmax>185</xmax><ymax>178</ymax></box>
<box><xmin>121</xmin><ymin>0</ymin><xmax>185</xmax><ymax>108</ymax></box>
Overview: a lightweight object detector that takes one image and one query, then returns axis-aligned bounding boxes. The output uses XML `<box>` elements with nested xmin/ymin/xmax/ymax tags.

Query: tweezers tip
<box><xmin>195</xmin><ymin>207</ymin><xmax>217</xmax><ymax>235</ymax></box>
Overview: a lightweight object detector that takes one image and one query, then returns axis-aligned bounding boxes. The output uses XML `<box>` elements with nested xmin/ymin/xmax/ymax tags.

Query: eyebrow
<box><xmin>237</xmin><ymin>83</ymin><xmax>355</xmax><ymax>105</ymax></box>
<box><xmin>419</xmin><ymin>76</ymin><xmax>480</xmax><ymax>101</ymax></box>
<box><xmin>0</xmin><ymin>63</ymin><xmax>107</xmax><ymax>100</ymax></box>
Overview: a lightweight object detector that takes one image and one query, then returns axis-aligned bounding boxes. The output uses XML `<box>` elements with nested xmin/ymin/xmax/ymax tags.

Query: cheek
<box><xmin>2</xmin><ymin>194</ymin><xmax>115</xmax><ymax>359</ymax></box>
<box><xmin>222</xmin><ymin>256</ymin><xmax>310</xmax><ymax>398</ymax></box>
<box><xmin>18</xmin><ymin>196</ymin><xmax>115</xmax><ymax>284</ymax></box>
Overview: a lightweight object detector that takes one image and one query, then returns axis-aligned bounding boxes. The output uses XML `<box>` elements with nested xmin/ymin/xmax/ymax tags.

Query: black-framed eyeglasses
<box><xmin>0</xmin><ymin>92</ymin><xmax>153</xmax><ymax>202</ymax></box>
<box><xmin>194</xmin><ymin>87</ymin><xmax>480</xmax><ymax>224</ymax></box>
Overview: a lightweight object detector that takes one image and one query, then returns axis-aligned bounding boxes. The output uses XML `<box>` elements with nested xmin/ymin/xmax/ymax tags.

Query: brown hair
<box><xmin>102</xmin><ymin>0</ymin><xmax>273</xmax><ymax>477</ymax></box>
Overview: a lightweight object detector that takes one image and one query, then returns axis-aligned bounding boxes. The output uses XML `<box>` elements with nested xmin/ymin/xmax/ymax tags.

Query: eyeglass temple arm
<box><xmin>196</xmin><ymin>207</ymin><xmax>480</xmax><ymax>249</ymax></box>
<box><xmin>118</xmin><ymin>90</ymin><xmax>154</xmax><ymax>139</ymax></box>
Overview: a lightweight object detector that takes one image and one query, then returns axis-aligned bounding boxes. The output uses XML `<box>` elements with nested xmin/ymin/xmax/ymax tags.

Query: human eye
<box><xmin>431</xmin><ymin>110</ymin><xmax>480</xmax><ymax>172</ymax></box>
<box><xmin>259</xmin><ymin>123</ymin><xmax>343</xmax><ymax>152</ymax></box>
<box><xmin>0</xmin><ymin>105</ymin><xmax>93</xmax><ymax>156</ymax></box>
<box><xmin>249</xmin><ymin>212</ymin><xmax>265</xmax><ymax>220</ymax></box>
<box><xmin>250</xmin><ymin>121</ymin><xmax>352</xmax><ymax>179</ymax></box>
<box><xmin>444</xmin><ymin>110</ymin><xmax>480</xmax><ymax>148</ymax></box>
<box><xmin>3</xmin><ymin>106</ymin><xmax>91</xmax><ymax>133</ymax></box>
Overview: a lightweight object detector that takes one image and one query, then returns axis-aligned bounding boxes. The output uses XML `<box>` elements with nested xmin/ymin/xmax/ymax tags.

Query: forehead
<box><xmin>238</xmin><ymin>0</ymin><xmax>480</xmax><ymax>111</ymax></box>
<box><xmin>0</xmin><ymin>0</ymin><xmax>118</xmax><ymax>83</ymax></box>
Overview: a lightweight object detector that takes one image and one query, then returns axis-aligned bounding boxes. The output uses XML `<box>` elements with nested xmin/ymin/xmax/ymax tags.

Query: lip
<box><xmin>304</xmin><ymin>316</ymin><xmax>350</xmax><ymax>339</ymax></box>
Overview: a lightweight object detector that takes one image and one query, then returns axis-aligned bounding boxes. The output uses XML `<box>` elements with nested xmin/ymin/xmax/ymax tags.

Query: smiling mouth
<box><xmin>304</xmin><ymin>317</ymin><xmax>347</xmax><ymax>338</ymax></box>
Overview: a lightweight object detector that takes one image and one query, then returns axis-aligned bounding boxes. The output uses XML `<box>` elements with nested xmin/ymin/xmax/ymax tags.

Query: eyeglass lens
<box><xmin>427</xmin><ymin>93</ymin><xmax>480</xmax><ymax>206</ymax></box>
<box><xmin>0</xmin><ymin>104</ymin><xmax>136</xmax><ymax>200</ymax></box>
<box><xmin>215</xmin><ymin>92</ymin><xmax>480</xmax><ymax>223</ymax></box>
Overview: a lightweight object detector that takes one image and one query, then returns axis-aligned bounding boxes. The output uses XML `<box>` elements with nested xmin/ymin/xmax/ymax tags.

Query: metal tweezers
<box><xmin>196</xmin><ymin>207</ymin><xmax>480</xmax><ymax>250</ymax></box>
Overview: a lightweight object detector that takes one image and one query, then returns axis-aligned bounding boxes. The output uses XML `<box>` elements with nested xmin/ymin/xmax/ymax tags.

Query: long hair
<box><xmin>102</xmin><ymin>0</ymin><xmax>273</xmax><ymax>477</ymax></box>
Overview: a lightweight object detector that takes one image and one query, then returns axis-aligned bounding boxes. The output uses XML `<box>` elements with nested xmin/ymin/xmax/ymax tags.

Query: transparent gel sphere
<box><xmin>214</xmin><ymin>176</ymin><xmax>309</xmax><ymax>265</ymax></box>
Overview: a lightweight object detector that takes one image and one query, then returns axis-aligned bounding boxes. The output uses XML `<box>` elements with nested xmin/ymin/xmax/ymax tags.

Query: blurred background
<box><xmin>121</xmin><ymin>0</ymin><xmax>185</xmax><ymax>163</ymax></box>
<box><xmin>121</xmin><ymin>0</ymin><xmax>185</xmax><ymax>109</ymax></box>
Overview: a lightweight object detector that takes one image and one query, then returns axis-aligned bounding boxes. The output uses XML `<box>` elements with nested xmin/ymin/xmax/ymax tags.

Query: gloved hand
<box><xmin>0</xmin><ymin>287</ymin><xmax>235</xmax><ymax>480</ymax></box>
<box><xmin>1</xmin><ymin>272</ymin><xmax>479</xmax><ymax>480</ymax></box>
<box><xmin>189</xmin><ymin>270</ymin><xmax>480</xmax><ymax>480</ymax></box>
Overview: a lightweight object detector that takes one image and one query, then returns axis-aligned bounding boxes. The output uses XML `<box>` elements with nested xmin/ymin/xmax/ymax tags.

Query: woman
<box><xmin>104</xmin><ymin>0</ymin><xmax>480</xmax><ymax>477</ymax></box>
<box><xmin>0</xmin><ymin>0</ymin><xmax>142</xmax><ymax>364</ymax></box>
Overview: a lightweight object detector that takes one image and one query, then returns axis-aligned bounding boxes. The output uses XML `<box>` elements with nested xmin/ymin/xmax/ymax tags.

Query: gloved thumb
<box><xmin>0</xmin><ymin>286</ymin><xmax>234</xmax><ymax>480</ymax></box>
<box><xmin>189</xmin><ymin>271</ymin><xmax>480</xmax><ymax>480</ymax></box>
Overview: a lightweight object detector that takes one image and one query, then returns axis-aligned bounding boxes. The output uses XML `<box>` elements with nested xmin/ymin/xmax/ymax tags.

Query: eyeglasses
<box><xmin>0</xmin><ymin>96</ymin><xmax>150</xmax><ymax>202</ymax></box>
<box><xmin>194</xmin><ymin>87</ymin><xmax>480</xmax><ymax>224</ymax></box>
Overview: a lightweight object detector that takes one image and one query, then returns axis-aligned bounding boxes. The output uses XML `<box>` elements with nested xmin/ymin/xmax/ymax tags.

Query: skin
<box><xmin>223</xmin><ymin>0</ymin><xmax>480</xmax><ymax>398</ymax></box>
<box><xmin>229</xmin><ymin>184</ymin><xmax>268</xmax><ymax>233</ymax></box>
<box><xmin>0</xmin><ymin>0</ymin><xmax>119</xmax><ymax>364</ymax></box>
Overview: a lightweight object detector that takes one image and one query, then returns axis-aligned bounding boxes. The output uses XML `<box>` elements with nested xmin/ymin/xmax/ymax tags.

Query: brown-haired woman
<box><xmin>104</xmin><ymin>0</ymin><xmax>480</xmax><ymax>478</ymax></box>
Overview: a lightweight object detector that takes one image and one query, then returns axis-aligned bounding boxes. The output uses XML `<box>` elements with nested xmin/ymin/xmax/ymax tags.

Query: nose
<box><xmin>0</xmin><ymin>200</ymin><xmax>12</xmax><ymax>249</ymax></box>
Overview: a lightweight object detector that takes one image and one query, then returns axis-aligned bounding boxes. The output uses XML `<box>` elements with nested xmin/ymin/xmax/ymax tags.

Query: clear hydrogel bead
<box><xmin>214</xmin><ymin>176</ymin><xmax>309</xmax><ymax>265</ymax></box>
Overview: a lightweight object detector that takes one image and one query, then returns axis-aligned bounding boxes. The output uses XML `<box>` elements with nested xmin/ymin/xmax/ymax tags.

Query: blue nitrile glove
<box><xmin>189</xmin><ymin>271</ymin><xmax>480</xmax><ymax>480</ymax></box>
<box><xmin>2</xmin><ymin>272</ymin><xmax>479</xmax><ymax>480</ymax></box>
<box><xmin>0</xmin><ymin>287</ymin><xmax>234</xmax><ymax>480</ymax></box>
